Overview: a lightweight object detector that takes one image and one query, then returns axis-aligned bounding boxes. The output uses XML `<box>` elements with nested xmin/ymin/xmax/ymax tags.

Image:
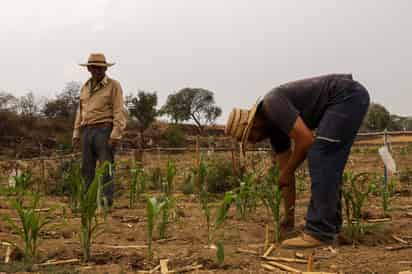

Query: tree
<box><xmin>161</xmin><ymin>88</ymin><xmax>222</xmax><ymax>134</ymax></box>
<box><xmin>42</xmin><ymin>81</ymin><xmax>81</xmax><ymax>120</ymax></box>
<box><xmin>0</xmin><ymin>92</ymin><xmax>17</xmax><ymax>111</ymax></box>
<box><xmin>18</xmin><ymin>92</ymin><xmax>38</xmax><ymax>118</ymax></box>
<box><xmin>362</xmin><ymin>103</ymin><xmax>390</xmax><ymax>131</ymax></box>
<box><xmin>126</xmin><ymin>91</ymin><xmax>158</xmax><ymax>147</ymax></box>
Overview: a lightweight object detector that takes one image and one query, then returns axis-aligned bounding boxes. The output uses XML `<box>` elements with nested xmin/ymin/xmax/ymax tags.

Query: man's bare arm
<box><xmin>281</xmin><ymin>116</ymin><xmax>314</xmax><ymax>179</ymax></box>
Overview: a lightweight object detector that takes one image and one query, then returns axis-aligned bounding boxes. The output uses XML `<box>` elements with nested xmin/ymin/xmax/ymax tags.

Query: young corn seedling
<box><xmin>212</xmin><ymin>191</ymin><xmax>236</xmax><ymax>266</ymax></box>
<box><xmin>259</xmin><ymin>166</ymin><xmax>283</xmax><ymax>243</ymax></box>
<box><xmin>79</xmin><ymin>161</ymin><xmax>111</xmax><ymax>262</ymax></box>
<box><xmin>163</xmin><ymin>160</ymin><xmax>176</xmax><ymax>196</ymax></box>
<box><xmin>149</xmin><ymin>167</ymin><xmax>162</xmax><ymax>190</ymax></box>
<box><xmin>381</xmin><ymin>178</ymin><xmax>395</xmax><ymax>217</ymax></box>
<box><xmin>11</xmin><ymin>171</ymin><xmax>33</xmax><ymax>202</ymax></box>
<box><xmin>192</xmin><ymin>160</ymin><xmax>213</xmax><ymax>245</ymax></box>
<box><xmin>234</xmin><ymin>173</ymin><xmax>258</xmax><ymax>220</ymax></box>
<box><xmin>342</xmin><ymin>171</ymin><xmax>375</xmax><ymax>241</ymax></box>
<box><xmin>157</xmin><ymin>161</ymin><xmax>177</xmax><ymax>238</ymax></box>
<box><xmin>4</xmin><ymin>193</ymin><xmax>54</xmax><ymax>263</ymax></box>
<box><xmin>146</xmin><ymin>197</ymin><xmax>165</xmax><ymax>258</ymax></box>
<box><xmin>158</xmin><ymin>196</ymin><xmax>172</xmax><ymax>239</ymax></box>
<box><xmin>129</xmin><ymin>164</ymin><xmax>146</xmax><ymax>209</ymax></box>
<box><xmin>63</xmin><ymin>161</ymin><xmax>82</xmax><ymax>211</ymax></box>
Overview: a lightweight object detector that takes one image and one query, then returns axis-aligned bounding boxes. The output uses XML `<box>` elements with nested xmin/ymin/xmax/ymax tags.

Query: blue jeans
<box><xmin>81</xmin><ymin>127</ymin><xmax>115</xmax><ymax>206</ymax></box>
<box><xmin>304</xmin><ymin>82</ymin><xmax>370</xmax><ymax>242</ymax></box>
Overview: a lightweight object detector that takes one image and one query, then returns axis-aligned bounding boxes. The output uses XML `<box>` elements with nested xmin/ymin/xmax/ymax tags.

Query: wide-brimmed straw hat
<box><xmin>79</xmin><ymin>53</ymin><xmax>115</xmax><ymax>67</ymax></box>
<box><xmin>225</xmin><ymin>99</ymin><xmax>262</xmax><ymax>155</ymax></box>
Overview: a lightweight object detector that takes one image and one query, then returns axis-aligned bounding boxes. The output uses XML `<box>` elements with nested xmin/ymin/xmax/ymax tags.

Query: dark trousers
<box><xmin>304</xmin><ymin>82</ymin><xmax>370</xmax><ymax>242</ymax></box>
<box><xmin>81</xmin><ymin>127</ymin><xmax>115</xmax><ymax>206</ymax></box>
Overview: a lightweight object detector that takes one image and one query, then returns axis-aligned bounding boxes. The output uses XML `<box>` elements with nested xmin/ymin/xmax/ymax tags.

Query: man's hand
<box><xmin>108</xmin><ymin>138</ymin><xmax>120</xmax><ymax>149</ymax></box>
<box><xmin>72</xmin><ymin>137</ymin><xmax>80</xmax><ymax>150</ymax></box>
<box><xmin>279</xmin><ymin>170</ymin><xmax>295</xmax><ymax>188</ymax></box>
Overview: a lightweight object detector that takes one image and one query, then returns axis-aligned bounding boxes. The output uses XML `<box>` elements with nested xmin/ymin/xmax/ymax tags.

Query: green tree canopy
<box><xmin>42</xmin><ymin>81</ymin><xmax>81</xmax><ymax>120</ymax></box>
<box><xmin>160</xmin><ymin>88</ymin><xmax>222</xmax><ymax>134</ymax></box>
<box><xmin>362</xmin><ymin>103</ymin><xmax>390</xmax><ymax>131</ymax></box>
<box><xmin>126</xmin><ymin>91</ymin><xmax>158</xmax><ymax>146</ymax></box>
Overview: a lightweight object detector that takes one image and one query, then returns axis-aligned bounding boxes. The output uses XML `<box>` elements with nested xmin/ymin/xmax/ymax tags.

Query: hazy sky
<box><xmin>0</xmin><ymin>0</ymin><xmax>411</xmax><ymax>122</ymax></box>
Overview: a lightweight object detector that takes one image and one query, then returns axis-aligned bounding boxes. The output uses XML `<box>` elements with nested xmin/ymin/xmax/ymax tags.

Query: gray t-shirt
<box><xmin>261</xmin><ymin>74</ymin><xmax>355</xmax><ymax>153</ymax></box>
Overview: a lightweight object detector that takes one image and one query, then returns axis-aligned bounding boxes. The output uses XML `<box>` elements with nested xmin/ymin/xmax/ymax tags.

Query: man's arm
<box><xmin>280</xmin><ymin>116</ymin><xmax>314</xmax><ymax>184</ymax></box>
<box><xmin>110</xmin><ymin>82</ymin><xmax>127</xmax><ymax>141</ymax></box>
<box><xmin>72</xmin><ymin>104</ymin><xmax>82</xmax><ymax>150</ymax></box>
<box><xmin>276</xmin><ymin>149</ymin><xmax>295</xmax><ymax>228</ymax></box>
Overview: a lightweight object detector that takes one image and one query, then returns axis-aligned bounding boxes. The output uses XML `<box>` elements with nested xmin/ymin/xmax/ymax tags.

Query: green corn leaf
<box><xmin>216</xmin><ymin>240</ymin><xmax>225</xmax><ymax>265</ymax></box>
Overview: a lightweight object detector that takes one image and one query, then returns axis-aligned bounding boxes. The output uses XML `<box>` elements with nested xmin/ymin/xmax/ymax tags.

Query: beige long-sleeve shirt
<box><xmin>73</xmin><ymin>76</ymin><xmax>127</xmax><ymax>140</ymax></box>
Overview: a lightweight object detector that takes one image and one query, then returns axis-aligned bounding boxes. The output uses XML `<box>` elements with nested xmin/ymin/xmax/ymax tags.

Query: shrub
<box><xmin>206</xmin><ymin>156</ymin><xmax>238</xmax><ymax>193</ymax></box>
<box><xmin>181</xmin><ymin>173</ymin><xmax>195</xmax><ymax>195</ymax></box>
<box><xmin>163</xmin><ymin>126</ymin><xmax>185</xmax><ymax>147</ymax></box>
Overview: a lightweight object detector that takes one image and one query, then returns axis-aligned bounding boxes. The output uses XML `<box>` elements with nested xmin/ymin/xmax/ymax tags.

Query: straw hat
<box><xmin>79</xmin><ymin>53</ymin><xmax>115</xmax><ymax>67</ymax></box>
<box><xmin>225</xmin><ymin>100</ymin><xmax>262</xmax><ymax>155</ymax></box>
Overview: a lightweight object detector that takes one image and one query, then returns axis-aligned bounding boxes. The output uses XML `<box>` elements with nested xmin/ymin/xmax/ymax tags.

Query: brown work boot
<box><xmin>281</xmin><ymin>233</ymin><xmax>325</xmax><ymax>249</ymax></box>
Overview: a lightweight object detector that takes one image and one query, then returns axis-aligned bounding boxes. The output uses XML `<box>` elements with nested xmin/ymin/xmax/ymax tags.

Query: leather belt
<box><xmin>82</xmin><ymin>122</ymin><xmax>113</xmax><ymax>129</ymax></box>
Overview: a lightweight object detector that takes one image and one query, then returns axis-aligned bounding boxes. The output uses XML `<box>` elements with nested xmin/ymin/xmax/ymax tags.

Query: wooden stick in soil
<box><xmin>4</xmin><ymin>245</ymin><xmax>11</xmax><ymax>263</ymax></box>
<box><xmin>237</xmin><ymin>248</ymin><xmax>259</xmax><ymax>255</ymax></box>
<box><xmin>385</xmin><ymin>245</ymin><xmax>412</xmax><ymax>251</ymax></box>
<box><xmin>367</xmin><ymin>218</ymin><xmax>391</xmax><ymax>223</ymax></box>
<box><xmin>265</xmin><ymin>261</ymin><xmax>301</xmax><ymax>273</ymax></box>
<box><xmin>96</xmin><ymin>244</ymin><xmax>147</xmax><ymax>249</ymax></box>
<box><xmin>307</xmin><ymin>253</ymin><xmax>314</xmax><ymax>271</ymax></box>
<box><xmin>36</xmin><ymin>259</ymin><xmax>80</xmax><ymax>267</ymax></box>
<box><xmin>262</xmin><ymin>244</ymin><xmax>276</xmax><ymax>258</ymax></box>
<box><xmin>264</xmin><ymin>256</ymin><xmax>307</xmax><ymax>264</ymax></box>
<box><xmin>160</xmin><ymin>259</ymin><xmax>169</xmax><ymax>274</ymax></box>
<box><xmin>168</xmin><ymin>264</ymin><xmax>203</xmax><ymax>273</ymax></box>
<box><xmin>262</xmin><ymin>263</ymin><xmax>278</xmax><ymax>272</ymax></box>
<box><xmin>392</xmin><ymin>235</ymin><xmax>409</xmax><ymax>245</ymax></box>
<box><xmin>136</xmin><ymin>265</ymin><xmax>160</xmax><ymax>274</ymax></box>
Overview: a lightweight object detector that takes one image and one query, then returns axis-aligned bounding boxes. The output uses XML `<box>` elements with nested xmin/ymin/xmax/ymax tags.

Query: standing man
<box><xmin>225</xmin><ymin>74</ymin><xmax>369</xmax><ymax>248</ymax></box>
<box><xmin>72</xmin><ymin>53</ymin><xmax>127</xmax><ymax>207</ymax></box>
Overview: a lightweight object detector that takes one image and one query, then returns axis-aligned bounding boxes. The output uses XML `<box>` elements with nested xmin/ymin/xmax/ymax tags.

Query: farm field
<box><xmin>0</xmin><ymin>144</ymin><xmax>412</xmax><ymax>274</ymax></box>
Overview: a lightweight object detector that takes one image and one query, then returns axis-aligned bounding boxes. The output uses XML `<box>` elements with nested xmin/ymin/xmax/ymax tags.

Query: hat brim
<box><xmin>79</xmin><ymin>62</ymin><xmax>115</xmax><ymax>67</ymax></box>
<box><xmin>240</xmin><ymin>99</ymin><xmax>262</xmax><ymax>155</ymax></box>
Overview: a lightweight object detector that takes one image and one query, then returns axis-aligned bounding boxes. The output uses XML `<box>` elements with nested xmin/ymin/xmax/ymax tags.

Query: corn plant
<box><xmin>342</xmin><ymin>171</ymin><xmax>375</xmax><ymax>241</ymax></box>
<box><xmin>146</xmin><ymin>197</ymin><xmax>165</xmax><ymax>258</ymax></box>
<box><xmin>192</xmin><ymin>160</ymin><xmax>212</xmax><ymax>244</ymax></box>
<box><xmin>381</xmin><ymin>178</ymin><xmax>395</xmax><ymax>217</ymax></box>
<box><xmin>211</xmin><ymin>191</ymin><xmax>236</xmax><ymax>265</ymax></box>
<box><xmin>149</xmin><ymin>167</ymin><xmax>162</xmax><ymax>190</ymax></box>
<box><xmin>79</xmin><ymin>161</ymin><xmax>111</xmax><ymax>262</ymax></box>
<box><xmin>10</xmin><ymin>171</ymin><xmax>33</xmax><ymax>202</ymax></box>
<box><xmin>3</xmin><ymin>193</ymin><xmax>53</xmax><ymax>263</ymax></box>
<box><xmin>234</xmin><ymin>173</ymin><xmax>258</xmax><ymax>220</ymax></box>
<box><xmin>259</xmin><ymin>166</ymin><xmax>283</xmax><ymax>243</ymax></box>
<box><xmin>216</xmin><ymin>240</ymin><xmax>225</xmax><ymax>266</ymax></box>
<box><xmin>158</xmin><ymin>196</ymin><xmax>172</xmax><ymax>239</ymax></box>
<box><xmin>62</xmin><ymin>161</ymin><xmax>82</xmax><ymax>211</ymax></box>
<box><xmin>162</xmin><ymin>161</ymin><xmax>176</xmax><ymax>196</ymax></box>
<box><xmin>129</xmin><ymin>164</ymin><xmax>146</xmax><ymax>209</ymax></box>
